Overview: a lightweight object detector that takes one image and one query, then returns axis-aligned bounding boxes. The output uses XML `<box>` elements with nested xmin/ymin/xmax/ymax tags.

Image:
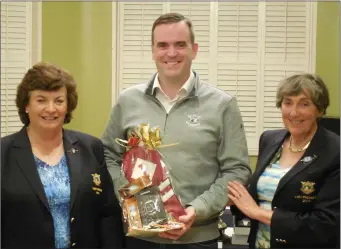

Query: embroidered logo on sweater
<box><xmin>186</xmin><ymin>114</ymin><xmax>201</xmax><ymax>126</ymax></box>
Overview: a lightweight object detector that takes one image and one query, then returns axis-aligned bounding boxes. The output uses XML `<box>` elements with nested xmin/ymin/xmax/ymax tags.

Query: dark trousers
<box><xmin>125</xmin><ymin>237</ymin><xmax>219</xmax><ymax>249</ymax></box>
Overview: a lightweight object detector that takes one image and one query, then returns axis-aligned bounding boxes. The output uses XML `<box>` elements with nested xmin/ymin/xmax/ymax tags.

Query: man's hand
<box><xmin>159</xmin><ymin>206</ymin><xmax>196</xmax><ymax>240</ymax></box>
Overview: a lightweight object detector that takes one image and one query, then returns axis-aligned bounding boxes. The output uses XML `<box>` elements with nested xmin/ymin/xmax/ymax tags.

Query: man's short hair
<box><xmin>151</xmin><ymin>13</ymin><xmax>195</xmax><ymax>45</ymax></box>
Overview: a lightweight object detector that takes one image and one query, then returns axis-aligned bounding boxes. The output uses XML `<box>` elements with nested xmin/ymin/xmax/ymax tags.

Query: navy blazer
<box><xmin>238</xmin><ymin>126</ymin><xmax>340</xmax><ymax>248</ymax></box>
<box><xmin>1</xmin><ymin>128</ymin><xmax>125</xmax><ymax>248</ymax></box>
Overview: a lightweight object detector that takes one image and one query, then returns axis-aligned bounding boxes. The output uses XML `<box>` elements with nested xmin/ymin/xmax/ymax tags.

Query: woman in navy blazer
<box><xmin>1</xmin><ymin>62</ymin><xmax>125</xmax><ymax>248</ymax></box>
<box><xmin>228</xmin><ymin>73</ymin><xmax>339</xmax><ymax>248</ymax></box>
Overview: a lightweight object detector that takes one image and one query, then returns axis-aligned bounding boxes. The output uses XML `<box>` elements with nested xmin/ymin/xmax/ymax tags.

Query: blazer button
<box><xmin>72</xmin><ymin>242</ymin><xmax>76</xmax><ymax>247</ymax></box>
<box><xmin>71</xmin><ymin>217</ymin><xmax>75</xmax><ymax>223</ymax></box>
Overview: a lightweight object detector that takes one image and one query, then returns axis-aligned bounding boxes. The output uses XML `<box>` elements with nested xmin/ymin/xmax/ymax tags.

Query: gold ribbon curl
<box><xmin>115</xmin><ymin>123</ymin><xmax>178</xmax><ymax>150</ymax></box>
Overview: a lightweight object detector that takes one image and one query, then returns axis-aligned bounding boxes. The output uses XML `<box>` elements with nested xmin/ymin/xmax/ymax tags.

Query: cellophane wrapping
<box><xmin>117</xmin><ymin>124</ymin><xmax>186</xmax><ymax>237</ymax></box>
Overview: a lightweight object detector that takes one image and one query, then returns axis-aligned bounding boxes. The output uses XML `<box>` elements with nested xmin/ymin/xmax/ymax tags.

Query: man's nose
<box><xmin>167</xmin><ymin>46</ymin><xmax>177</xmax><ymax>57</ymax></box>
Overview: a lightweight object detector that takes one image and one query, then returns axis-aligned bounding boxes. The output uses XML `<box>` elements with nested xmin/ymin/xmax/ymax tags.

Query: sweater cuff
<box><xmin>113</xmin><ymin>175</ymin><xmax>129</xmax><ymax>205</ymax></box>
<box><xmin>188</xmin><ymin>198</ymin><xmax>207</xmax><ymax>220</ymax></box>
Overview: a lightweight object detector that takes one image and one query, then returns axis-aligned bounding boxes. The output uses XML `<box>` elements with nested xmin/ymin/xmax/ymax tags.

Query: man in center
<box><xmin>102</xmin><ymin>13</ymin><xmax>251</xmax><ymax>248</ymax></box>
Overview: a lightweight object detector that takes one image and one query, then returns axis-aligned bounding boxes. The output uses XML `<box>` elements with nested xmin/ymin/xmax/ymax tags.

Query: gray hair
<box><xmin>276</xmin><ymin>73</ymin><xmax>330</xmax><ymax>115</ymax></box>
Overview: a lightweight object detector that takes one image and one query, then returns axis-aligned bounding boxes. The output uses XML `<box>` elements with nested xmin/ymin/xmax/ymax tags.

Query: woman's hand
<box><xmin>227</xmin><ymin>181</ymin><xmax>261</xmax><ymax>220</ymax></box>
<box><xmin>227</xmin><ymin>181</ymin><xmax>273</xmax><ymax>225</ymax></box>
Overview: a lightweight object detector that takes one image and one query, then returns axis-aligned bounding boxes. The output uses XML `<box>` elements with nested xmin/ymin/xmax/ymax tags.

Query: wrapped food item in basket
<box><xmin>135</xmin><ymin>186</ymin><xmax>168</xmax><ymax>226</ymax></box>
<box><xmin>119</xmin><ymin>175</ymin><xmax>152</xmax><ymax>199</ymax></box>
<box><xmin>121</xmin><ymin>181</ymin><xmax>185</xmax><ymax>237</ymax></box>
<box><xmin>116</xmin><ymin>123</ymin><xmax>186</xmax><ymax>236</ymax></box>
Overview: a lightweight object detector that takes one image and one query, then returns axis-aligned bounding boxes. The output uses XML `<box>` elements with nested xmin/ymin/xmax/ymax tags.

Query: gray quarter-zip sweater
<box><xmin>101</xmin><ymin>71</ymin><xmax>251</xmax><ymax>244</ymax></box>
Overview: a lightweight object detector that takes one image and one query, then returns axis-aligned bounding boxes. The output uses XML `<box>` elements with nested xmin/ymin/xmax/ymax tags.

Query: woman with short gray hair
<box><xmin>228</xmin><ymin>73</ymin><xmax>339</xmax><ymax>248</ymax></box>
<box><xmin>276</xmin><ymin>73</ymin><xmax>330</xmax><ymax>115</ymax></box>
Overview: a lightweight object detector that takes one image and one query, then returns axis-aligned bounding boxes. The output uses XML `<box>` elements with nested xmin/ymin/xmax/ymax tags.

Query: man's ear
<box><xmin>152</xmin><ymin>46</ymin><xmax>155</xmax><ymax>61</ymax></box>
<box><xmin>192</xmin><ymin>42</ymin><xmax>198</xmax><ymax>59</ymax></box>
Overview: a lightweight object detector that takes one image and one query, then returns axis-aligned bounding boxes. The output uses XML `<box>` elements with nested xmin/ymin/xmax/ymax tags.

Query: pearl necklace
<box><xmin>288</xmin><ymin>136</ymin><xmax>311</xmax><ymax>153</ymax></box>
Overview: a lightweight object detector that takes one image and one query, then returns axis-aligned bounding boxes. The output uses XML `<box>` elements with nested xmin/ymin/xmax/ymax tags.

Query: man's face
<box><xmin>152</xmin><ymin>21</ymin><xmax>198</xmax><ymax>83</ymax></box>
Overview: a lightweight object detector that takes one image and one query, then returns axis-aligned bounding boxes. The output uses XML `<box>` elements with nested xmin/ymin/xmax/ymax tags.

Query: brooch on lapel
<box><xmin>67</xmin><ymin>148</ymin><xmax>79</xmax><ymax>154</ymax></box>
<box><xmin>300</xmin><ymin>155</ymin><xmax>317</xmax><ymax>164</ymax></box>
<box><xmin>300</xmin><ymin>181</ymin><xmax>315</xmax><ymax>195</ymax></box>
<box><xmin>91</xmin><ymin>173</ymin><xmax>102</xmax><ymax>195</ymax></box>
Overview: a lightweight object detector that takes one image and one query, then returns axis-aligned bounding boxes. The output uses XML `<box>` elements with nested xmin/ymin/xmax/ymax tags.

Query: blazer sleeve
<box><xmin>271</xmin><ymin>158</ymin><xmax>340</xmax><ymax>246</ymax></box>
<box><xmin>1</xmin><ymin>137</ymin><xmax>9</xmax><ymax>241</ymax></box>
<box><xmin>94</xmin><ymin>140</ymin><xmax>125</xmax><ymax>249</ymax></box>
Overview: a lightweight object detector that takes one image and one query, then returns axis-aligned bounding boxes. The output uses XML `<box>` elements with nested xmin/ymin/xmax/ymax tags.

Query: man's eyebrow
<box><xmin>156</xmin><ymin>41</ymin><xmax>187</xmax><ymax>45</ymax></box>
<box><xmin>176</xmin><ymin>41</ymin><xmax>187</xmax><ymax>44</ymax></box>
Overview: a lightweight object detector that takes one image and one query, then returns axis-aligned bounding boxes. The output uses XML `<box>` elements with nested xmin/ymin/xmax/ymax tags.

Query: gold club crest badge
<box><xmin>300</xmin><ymin>181</ymin><xmax>315</xmax><ymax>195</ymax></box>
<box><xmin>91</xmin><ymin>173</ymin><xmax>101</xmax><ymax>187</ymax></box>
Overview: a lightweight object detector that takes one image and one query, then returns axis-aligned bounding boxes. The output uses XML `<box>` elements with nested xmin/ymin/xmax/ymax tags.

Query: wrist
<box><xmin>251</xmin><ymin>206</ymin><xmax>273</xmax><ymax>225</ymax></box>
<box><xmin>250</xmin><ymin>206</ymin><xmax>262</xmax><ymax>220</ymax></box>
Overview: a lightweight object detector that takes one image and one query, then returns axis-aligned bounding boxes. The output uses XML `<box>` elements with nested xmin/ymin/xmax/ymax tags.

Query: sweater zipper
<box><xmin>164</xmin><ymin>113</ymin><xmax>168</xmax><ymax>132</ymax></box>
<box><xmin>146</xmin><ymin>94</ymin><xmax>196</xmax><ymax>132</ymax></box>
<box><xmin>146</xmin><ymin>95</ymin><xmax>168</xmax><ymax>131</ymax></box>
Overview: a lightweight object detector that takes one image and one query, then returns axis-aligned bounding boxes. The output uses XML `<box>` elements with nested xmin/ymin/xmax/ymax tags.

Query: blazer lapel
<box><xmin>249</xmin><ymin>131</ymin><xmax>288</xmax><ymax>197</ymax></box>
<box><xmin>13</xmin><ymin>128</ymin><xmax>50</xmax><ymax>210</ymax></box>
<box><xmin>63</xmin><ymin>130</ymin><xmax>82</xmax><ymax>211</ymax></box>
<box><xmin>253</xmin><ymin>131</ymin><xmax>287</xmax><ymax>181</ymax></box>
<box><xmin>274</xmin><ymin>126</ymin><xmax>325</xmax><ymax>197</ymax></box>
